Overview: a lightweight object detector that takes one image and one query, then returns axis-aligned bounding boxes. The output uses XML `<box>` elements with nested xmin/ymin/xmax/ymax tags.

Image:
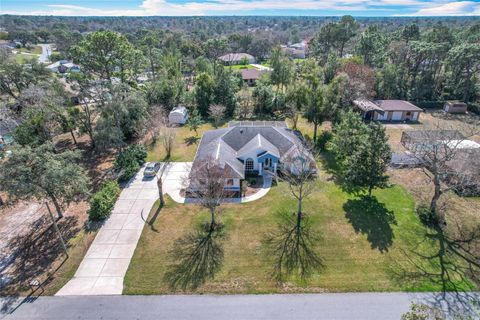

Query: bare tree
<box><xmin>185</xmin><ymin>158</ymin><xmax>228</xmax><ymax>231</ymax></box>
<box><xmin>235</xmin><ymin>90</ymin><xmax>254</xmax><ymax>119</ymax></box>
<box><xmin>404</xmin><ymin>121</ymin><xmax>480</xmax><ymax>223</ymax></box>
<box><xmin>281</xmin><ymin>144</ymin><xmax>318</xmax><ymax>221</ymax></box>
<box><xmin>265</xmin><ymin>143</ymin><xmax>323</xmax><ymax>281</ymax></box>
<box><xmin>148</xmin><ymin>105</ymin><xmax>168</xmax><ymax>144</ymax></box>
<box><xmin>156</xmin><ymin>162</ymin><xmax>170</xmax><ymax>207</ymax></box>
<box><xmin>208</xmin><ymin>104</ymin><xmax>226</xmax><ymax>128</ymax></box>
<box><xmin>160</xmin><ymin>126</ymin><xmax>176</xmax><ymax>159</ymax></box>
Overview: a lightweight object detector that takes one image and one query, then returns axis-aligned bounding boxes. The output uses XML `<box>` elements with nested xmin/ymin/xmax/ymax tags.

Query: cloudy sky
<box><xmin>1</xmin><ymin>0</ymin><xmax>480</xmax><ymax>16</ymax></box>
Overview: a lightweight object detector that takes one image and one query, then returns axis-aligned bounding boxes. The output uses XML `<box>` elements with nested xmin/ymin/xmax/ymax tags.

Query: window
<box><xmin>226</xmin><ymin>179</ymin><xmax>234</xmax><ymax>186</ymax></box>
<box><xmin>245</xmin><ymin>158</ymin><xmax>254</xmax><ymax>171</ymax></box>
<box><xmin>406</xmin><ymin>112</ymin><xmax>411</xmax><ymax>116</ymax></box>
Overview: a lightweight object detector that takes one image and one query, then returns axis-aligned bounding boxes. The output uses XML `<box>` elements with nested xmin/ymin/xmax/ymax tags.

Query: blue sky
<box><xmin>1</xmin><ymin>0</ymin><xmax>480</xmax><ymax>16</ymax></box>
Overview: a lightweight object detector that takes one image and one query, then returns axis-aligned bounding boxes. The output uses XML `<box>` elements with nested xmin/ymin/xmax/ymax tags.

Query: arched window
<box><xmin>245</xmin><ymin>158</ymin><xmax>254</xmax><ymax>171</ymax></box>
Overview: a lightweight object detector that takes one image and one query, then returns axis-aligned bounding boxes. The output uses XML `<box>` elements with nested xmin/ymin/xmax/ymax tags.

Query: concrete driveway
<box><xmin>38</xmin><ymin>44</ymin><xmax>52</xmax><ymax>63</ymax></box>
<box><xmin>56</xmin><ymin>165</ymin><xmax>159</xmax><ymax>296</ymax></box>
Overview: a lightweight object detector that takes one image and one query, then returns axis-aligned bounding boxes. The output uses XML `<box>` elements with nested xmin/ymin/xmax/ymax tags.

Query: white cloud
<box><xmin>2</xmin><ymin>0</ymin><xmax>479</xmax><ymax>16</ymax></box>
<box><xmin>404</xmin><ymin>1</ymin><xmax>480</xmax><ymax>16</ymax></box>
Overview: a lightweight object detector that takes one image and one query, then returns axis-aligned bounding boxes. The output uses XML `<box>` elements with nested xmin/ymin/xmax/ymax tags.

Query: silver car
<box><xmin>143</xmin><ymin>162</ymin><xmax>161</xmax><ymax>178</ymax></box>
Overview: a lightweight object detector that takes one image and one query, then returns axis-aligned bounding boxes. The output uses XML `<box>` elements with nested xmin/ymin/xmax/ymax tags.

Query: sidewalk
<box><xmin>55</xmin><ymin>166</ymin><xmax>158</xmax><ymax>295</ymax></box>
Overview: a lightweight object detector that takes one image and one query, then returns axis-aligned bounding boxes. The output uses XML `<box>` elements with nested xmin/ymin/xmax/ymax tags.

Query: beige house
<box><xmin>353</xmin><ymin>99</ymin><xmax>423</xmax><ymax>122</ymax></box>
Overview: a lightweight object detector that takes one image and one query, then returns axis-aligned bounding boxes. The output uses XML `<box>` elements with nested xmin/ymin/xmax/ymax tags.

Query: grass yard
<box><xmin>18</xmin><ymin>46</ymin><xmax>42</xmax><ymax>55</ymax></box>
<box><xmin>14</xmin><ymin>53</ymin><xmax>38</xmax><ymax>64</ymax></box>
<box><xmin>146</xmin><ymin>122</ymin><xmax>217</xmax><ymax>162</ymax></box>
<box><xmin>124</xmin><ymin>155</ymin><xmax>476</xmax><ymax>294</ymax></box>
<box><xmin>225</xmin><ymin>64</ymin><xmax>255</xmax><ymax>71</ymax></box>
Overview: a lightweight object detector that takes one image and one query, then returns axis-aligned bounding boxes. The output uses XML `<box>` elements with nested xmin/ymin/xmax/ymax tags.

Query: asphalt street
<box><xmin>1</xmin><ymin>292</ymin><xmax>479</xmax><ymax>320</ymax></box>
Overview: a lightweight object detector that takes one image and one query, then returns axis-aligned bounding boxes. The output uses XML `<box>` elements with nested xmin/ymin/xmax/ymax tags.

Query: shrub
<box><xmin>88</xmin><ymin>180</ymin><xmax>121</xmax><ymax>220</ymax></box>
<box><xmin>115</xmin><ymin>144</ymin><xmax>147</xmax><ymax>182</ymax></box>
<box><xmin>316</xmin><ymin>131</ymin><xmax>333</xmax><ymax>151</ymax></box>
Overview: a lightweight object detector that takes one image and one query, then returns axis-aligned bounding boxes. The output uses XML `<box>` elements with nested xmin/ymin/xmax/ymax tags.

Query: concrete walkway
<box><xmin>2</xmin><ymin>292</ymin><xmax>479</xmax><ymax>320</ymax></box>
<box><xmin>251</xmin><ymin>63</ymin><xmax>273</xmax><ymax>71</ymax></box>
<box><xmin>56</xmin><ymin>166</ymin><xmax>158</xmax><ymax>296</ymax></box>
<box><xmin>38</xmin><ymin>44</ymin><xmax>51</xmax><ymax>63</ymax></box>
<box><xmin>163</xmin><ymin>162</ymin><xmax>273</xmax><ymax>204</ymax></box>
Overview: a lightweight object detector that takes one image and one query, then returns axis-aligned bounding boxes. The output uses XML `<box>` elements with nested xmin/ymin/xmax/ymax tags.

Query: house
<box><xmin>400</xmin><ymin>130</ymin><xmax>480</xmax><ymax>196</ymax></box>
<box><xmin>218</xmin><ymin>53</ymin><xmax>255</xmax><ymax>66</ymax></box>
<box><xmin>188</xmin><ymin>121</ymin><xmax>316</xmax><ymax>194</ymax></box>
<box><xmin>168</xmin><ymin>106</ymin><xmax>189</xmax><ymax>125</ymax></box>
<box><xmin>46</xmin><ymin>60</ymin><xmax>80</xmax><ymax>73</ymax></box>
<box><xmin>281</xmin><ymin>46</ymin><xmax>306</xmax><ymax>59</ymax></box>
<box><xmin>443</xmin><ymin>101</ymin><xmax>467</xmax><ymax>114</ymax></box>
<box><xmin>240</xmin><ymin>69</ymin><xmax>266</xmax><ymax>86</ymax></box>
<box><xmin>353</xmin><ymin>99</ymin><xmax>423</xmax><ymax>122</ymax></box>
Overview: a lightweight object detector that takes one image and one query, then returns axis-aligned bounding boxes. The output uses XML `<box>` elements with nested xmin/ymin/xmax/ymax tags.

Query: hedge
<box><xmin>88</xmin><ymin>180</ymin><xmax>121</xmax><ymax>220</ymax></box>
<box><xmin>115</xmin><ymin>144</ymin><xmax>147</xmax><ymax>182</ymax></box>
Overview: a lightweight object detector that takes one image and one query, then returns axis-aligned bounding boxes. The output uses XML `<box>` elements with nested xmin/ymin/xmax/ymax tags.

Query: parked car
<box><xmin>143</xmin><ymin>162</ymin><xmax>161</xmax><ymax>177</ymax></box>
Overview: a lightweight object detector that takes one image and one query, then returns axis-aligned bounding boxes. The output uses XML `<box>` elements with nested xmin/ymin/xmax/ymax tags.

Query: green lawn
<box><xmin>146</xmin><ymin>122</ymin><xmax>217</xmax><ymax>162</ymax></box>
<box><xmin>18</xmin><ymin>45</ymin><xmax>42</xmax><ymax>55</ymax></box>
<box><xmin>225</xmin><ymin>64</ymin><xmax>255</xmax><ymax>71</ymax></box>
<box><xmin>14</xmin><ymin>53</ymin><xmax>39</xmax><ymax>64</ymax></box>
<box><xmin>124</xmin><ymin>155</ymin><xmax>475</xmax><ymax>294</ymax></box>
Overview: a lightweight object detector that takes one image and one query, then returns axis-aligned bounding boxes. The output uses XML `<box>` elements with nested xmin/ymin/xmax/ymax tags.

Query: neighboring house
<box><xmin>188</xmin><ymin>121</ymin><xmax>316</xmax><ymax>193</ymax></box>
<box><xmin>0</xmin><ymin>117</ymin><xmax>20</xmax><ymax>148</ymax></box>
<box><xmin>169</xmin><ymin>106</ymin><xmax>189</xmax><ymax>125</ymax></box>
<box><xmin>281</xmin><ymin>46</ymin><xmax>306</xmax><ymax>59</ymax></box>
<box><xmin>240</xmin><ymin>69</ymin><xmax>266</xmax><ymax>86</ymax></box>
<box><xmin>400</xmin><ymin>130</ymin><xmax>480</xmax><ymax>196</ymax></box>
<box><xmin>47</xmin><ymin>60</ymin><xmax>80</xmax><ymax>73</ymax></box>
<box><xmin>443</xmin><ymin>101</ymin><xmax>467</xmax><ymax>114</ymax></box>
<box><xmin>218</xmin><ymin>53</ymin><xmax>255</xmax><ymax>65</ymax></box>
<box><xmin>353</xmin><ymin>99</ymin><xmax>423</xmax><ymax>122</ymax></box>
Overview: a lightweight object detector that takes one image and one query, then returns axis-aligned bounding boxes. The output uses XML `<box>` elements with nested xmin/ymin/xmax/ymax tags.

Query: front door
<box><xmin>264</xmin><ymin>158</ymin><xmax>272</xmax><ymax>170</ymax></box>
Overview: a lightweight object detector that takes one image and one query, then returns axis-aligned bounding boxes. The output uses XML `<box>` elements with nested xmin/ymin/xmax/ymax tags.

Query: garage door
<box><xmin>376</xmin><ymin>112</ymin><xmax>388</xmax><ymax>121</ymax></box>
<box><xmin>392</xmin><ymin>111</ymin><xmax>403</xmax><ymax>121</ymax></box>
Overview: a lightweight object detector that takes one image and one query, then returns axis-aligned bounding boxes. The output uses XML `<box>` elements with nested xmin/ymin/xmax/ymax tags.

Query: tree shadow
<box><xmin>0</xmin><ymin>216</ymin><xmax>79</xmax><ymax>296</ymax></box>
<box><xmin>343</xmin><ymin>196</ymin><xmax>397</xmax><ymax>253</ymax></box>
<box><xmin>164</xmin><ymin>225</ymin><xmax>225</xmax><ymax>291</ymax></box>
<box><xmin>264</xmin><ymin>210</ymin><xmax>324</xmax><ymax>282</ymax></box>
<box><xmin>184</xmin><ymin>136</ymin><xmax>199</xmax><ymax>146</ymax></box>
<box><xmin>147</xmin><ymin>203</ymin><xmax>163</xmax><ymax>232</ymax></box>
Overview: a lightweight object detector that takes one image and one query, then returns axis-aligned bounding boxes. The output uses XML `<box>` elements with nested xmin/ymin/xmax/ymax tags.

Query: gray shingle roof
<box><xmin>237</xmin><ymin>133</ymin><xmax>280</xmax><ymax>158</ymax></box>
<box><xmin>192</xmin><ymin>122</ymin><xmax>309</xmax><ymax>179</ymax></box>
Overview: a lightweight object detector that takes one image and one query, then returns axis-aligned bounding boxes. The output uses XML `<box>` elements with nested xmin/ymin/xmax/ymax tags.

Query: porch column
<box><xmin>259</xmin><ymin>162</ymin><xmax>263</xmax><ymax>176</ymax></box>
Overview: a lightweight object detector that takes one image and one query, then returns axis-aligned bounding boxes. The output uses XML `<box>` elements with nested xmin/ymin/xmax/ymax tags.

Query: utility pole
<box><xmin>45</xmin><ymin>202</ymin><xmax>69</xmax><ymax>258</ymax></box>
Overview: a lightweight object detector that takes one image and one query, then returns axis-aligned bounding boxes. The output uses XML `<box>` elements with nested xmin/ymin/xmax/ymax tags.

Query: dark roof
<box><xmin>240</xmin><ymin>68</ymin><xmax>265</xmax><ymax>80</ymax></box>
<box><xmin>374</xmin><ymin>100</ymin><xmax>423</xmax><ymax>112</ymax></box>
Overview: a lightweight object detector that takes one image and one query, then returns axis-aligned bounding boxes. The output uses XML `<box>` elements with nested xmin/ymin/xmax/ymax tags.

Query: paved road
<box><xmin>1</xmin><ymin>293</ymin><xmax>479</xmax><ymax>320</ymax></box>
<box><xmin>37</xmin><ymin>44</ymin><xmax>51</xmax><ymax>63</ymax></box>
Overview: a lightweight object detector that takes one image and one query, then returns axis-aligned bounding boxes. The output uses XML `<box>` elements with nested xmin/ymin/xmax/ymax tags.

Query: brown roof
<box><xmin>240</xmin><ymin>69</ymin><xmax>265</xmax><ymax>80</ymax></box>
<box><xmin>374</xmin><ymin>100</ymin><xmax>423</xmax><ymax>112</ymax></box>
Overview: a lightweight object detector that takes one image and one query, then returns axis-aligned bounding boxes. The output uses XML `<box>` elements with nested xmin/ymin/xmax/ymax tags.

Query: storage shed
<box><xmin>443</xmin><ymin>101</ymin><xmax>467</xmax><ymax>114</ymax></box>
<box><xmin>168</xmin><ymin>106</ymin><xmax>188</xmax><ymax>125</ymax></box>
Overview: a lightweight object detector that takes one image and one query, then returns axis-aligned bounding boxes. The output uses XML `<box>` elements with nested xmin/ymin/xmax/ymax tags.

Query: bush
<box><xmin>88</xmin><ymin>180</ymin><xmax>121</xmax><ymax>220</ymax></box>
<box><xmin>115</xmin><ymin>144</ymin><xmax>147</xmax><ymax>182</ymax></box>
<box><xmin>316</xmin><ymin>131</ymin><xmax>333</xmax><ymax>151</ymax></box>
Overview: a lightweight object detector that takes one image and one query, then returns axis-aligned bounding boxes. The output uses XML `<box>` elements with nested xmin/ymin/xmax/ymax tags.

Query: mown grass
<box><xmin>146</xmin><ymin>122</ymin><xmax>217</xmax><ymax>162</ymax></box>
<box><xmin>124</xmin><ymin>155</ymin><xmax>475</xmax><ymax>294</ymax></box>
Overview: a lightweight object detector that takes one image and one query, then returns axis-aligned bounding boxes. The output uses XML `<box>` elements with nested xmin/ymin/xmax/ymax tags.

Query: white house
<box><xmin>168</xmin><ymin>106</ymin><xmax>189</xmax><ymax>125</ymax></box>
